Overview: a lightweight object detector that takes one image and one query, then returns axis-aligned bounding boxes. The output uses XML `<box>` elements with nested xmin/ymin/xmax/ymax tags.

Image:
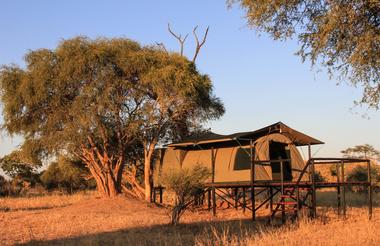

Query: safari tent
<box><xmin>154</xmin><ymin>122</ymin><xmax>324</xmax><ymax>185</ymax></box>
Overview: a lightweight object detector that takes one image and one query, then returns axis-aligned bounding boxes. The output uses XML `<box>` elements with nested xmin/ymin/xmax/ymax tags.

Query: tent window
<box><xmin>234</xmin><ymin>147</ymin><xmax>252</xmax><ymax>170</ymax></box>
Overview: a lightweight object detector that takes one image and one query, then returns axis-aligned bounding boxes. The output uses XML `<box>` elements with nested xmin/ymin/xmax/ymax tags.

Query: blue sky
<box><xmin>0</xmin><ymin>0</ymin><xmax>379</xmax><ymax>160</ymax></box>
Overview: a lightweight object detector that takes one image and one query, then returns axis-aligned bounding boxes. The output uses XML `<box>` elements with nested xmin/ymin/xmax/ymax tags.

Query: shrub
<box><xmin>162</xmin><ymin>164</ymin><xmax>210</xmax><ymax>225</ymax></box>
<box><xmin>329</xmin><ymin>164</ymin><xmax>337</xmax><ymax>177</ymax></box>
<box><xmin>40</xmin><ymin>156</ymin><xmax>95</xmax><ymax>193</ymax></box>
<box><xmin>346</xmin><ymin>165</ymin><xmax>380</xmax><ymax>192</ymax></box>
<box><xmin>313</xmin><ymin>170</ymin><xmax>326</xmax><ymax>182</ymax></box>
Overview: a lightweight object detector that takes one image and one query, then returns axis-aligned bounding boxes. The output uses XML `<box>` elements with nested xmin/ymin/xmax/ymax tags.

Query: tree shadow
<box><xmin>0</xmin><ymin>204</ymin><xmax>71</xmax><ymax>213</ymax></box>
<box><xmin>316</xmin><ymin>190</ymin><xmax>380</xmax><ymax>208</ymax></box>
<box><xmin>21</xmin><ymin>216</ymin><xmax>277</xmax><ymax>246</ymax></box>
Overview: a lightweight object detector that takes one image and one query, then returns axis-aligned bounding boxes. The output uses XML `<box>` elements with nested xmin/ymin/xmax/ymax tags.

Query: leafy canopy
<box><xmin>341</xmin><ymin>144</ymin><xmax>380</xmax><ymax>159</ymax></box>
<box><xmin>40</xmin><ymin>156</ymin><xmax>95</xmax><ymax>191</ymax></box>
<box><xmin>228</xmin><ymin>0</ymin><xmax>380</xmax><ymax>109</ymax></box>
<box><xmin>0</xmin><ymin>36</ymin><xmax>222</xmax><ymax>159</ymax></box>
<box><xmin>0</xmin><ymin>149</ymin><xmax>39</xmax><ymax>179</ymax></box>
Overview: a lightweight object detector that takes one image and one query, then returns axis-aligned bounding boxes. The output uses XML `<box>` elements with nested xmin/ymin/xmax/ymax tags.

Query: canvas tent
<box><xmin>154</xmin><ymin>122</ymin><xmax>323</xmax><ymax>185</ymax></box>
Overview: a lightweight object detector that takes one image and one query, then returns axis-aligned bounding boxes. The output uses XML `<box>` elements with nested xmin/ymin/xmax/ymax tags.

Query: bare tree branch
<box><xmin>192</xmin><ymin>25</ymin><xmax>209</xmax><ymax>62</ymax></box>
<box><xmin>155</xmin><ymin>42</ymin><xmax>168</xmax><ymax>53</ymax></box>
<box><xmin>167</xmin><ymin>23</ymin><xmax>188</xmax><ymax>56</ymax></box>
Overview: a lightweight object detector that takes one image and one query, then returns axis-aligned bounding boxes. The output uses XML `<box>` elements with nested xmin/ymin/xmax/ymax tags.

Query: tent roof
<box><xmin>168</xmin><ymin>122</ymin><xmax>324</xmax><ymax>147</ymax></box>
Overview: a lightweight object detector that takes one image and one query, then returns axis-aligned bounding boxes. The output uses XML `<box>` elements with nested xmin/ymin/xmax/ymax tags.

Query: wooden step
<box><xmin>272</xmin><ymin>207</ymin><xmax>298</xmax><ymax>212</ymax></box>
<box><xmin>280</xmin><ymin>195</ymin><xmax>296</xmax><ymax>198</ymax></box>
<box><xmin>284</xmin><ymin>187</ymin><xmax>311</xmax><ymax>191</ymax></box>
<box><xmin>276</xmin><ymin>201</ymin><xmax>297</xmax><ymax>205</ymax></box>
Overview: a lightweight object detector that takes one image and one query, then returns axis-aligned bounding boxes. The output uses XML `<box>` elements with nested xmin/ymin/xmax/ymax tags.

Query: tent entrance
<box><xmin>269</xmin><ymin>141</ymin><xmax>292</xmax><ymax>181</ymax></box>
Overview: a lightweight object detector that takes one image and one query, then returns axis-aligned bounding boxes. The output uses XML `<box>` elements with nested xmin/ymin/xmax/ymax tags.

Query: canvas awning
<box><xmin>168</xmin><ymin>122</ymin><xmax>324</xmax><ymax>147</ymax></box>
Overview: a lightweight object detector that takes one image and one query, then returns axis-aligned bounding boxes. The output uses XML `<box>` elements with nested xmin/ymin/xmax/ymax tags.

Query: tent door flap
<box><xmin>269</xmin><ymin>141</ymin><xmax>292</xmax><ymax>181</ymax></box>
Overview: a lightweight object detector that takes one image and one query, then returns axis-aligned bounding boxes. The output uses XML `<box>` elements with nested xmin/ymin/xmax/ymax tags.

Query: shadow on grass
<box><xmin>316</xmin><ymin>190</ymin><xmax>380</xmax><ymax>208</ymax></box>
<box><xmin>0</xmin><ymin>204</ymin><xmax>71</xmax><ymax>213</ymax></box>
<box><xmin>22</xmin><ymin>216</ymin><xmax>274</xmax><ymax>246</ymax></box>
<box><xmin>20</xmin><ymin>191</ymin><xmax>380</xmax><ymax>245</ymax></box>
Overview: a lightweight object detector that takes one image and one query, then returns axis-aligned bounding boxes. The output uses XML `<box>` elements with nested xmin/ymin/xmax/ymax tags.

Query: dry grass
<box><xmin>0</xmin><ymin>191</ymin><xmax>94</xmax><ymax>212</ymax></box>
<box><xmin>0</xmin><ymin>191</ymin><xmax>379</xmax><ymax>245</ymax></box>
<box><xmin>196</xmin><ymin>208</ymin><xmax>379</xmax><ymax>245</ymax></box>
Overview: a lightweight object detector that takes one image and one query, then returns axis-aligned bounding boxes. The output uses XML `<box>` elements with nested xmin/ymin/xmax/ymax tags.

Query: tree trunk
<box><xmin>144</xmin><ymin>157</ymin><xmax>152</xmax><ymax>202</ymax></box>
<box><xmin>80</xmin><ymin>146</ymin><xmax>124</xmax><ymax>198</ymax></box>
<box><xmin>144</xmin><ymin>143</ymin><xmax>156</xmax><ymax>202</ymax></box>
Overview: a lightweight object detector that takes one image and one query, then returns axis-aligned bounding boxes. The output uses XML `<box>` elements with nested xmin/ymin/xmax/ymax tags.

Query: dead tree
<box><xmin>192</xmin><ymin>25</ymin><xmax>209</xmax><ymax>62</ymax></box>
<box><xmin>168</xmin><ymin>23</ymin><xmax>188</xmax><ymax>56</ymax></box>
<box><xmin>167</xmin><ymin>23</ymin><xmax>209</xmax><ymax>62</ymax></box>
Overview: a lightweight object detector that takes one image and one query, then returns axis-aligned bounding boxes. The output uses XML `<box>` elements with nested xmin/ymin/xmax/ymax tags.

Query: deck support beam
<box><xmin>211</xmin><ymin>147</ymin><xmax>216</xmax><ymax>216</ymax></box>
<box><xmin>367</xmin><ymin>160</ymin><xmax>372</xmax><ymax>219</ymax></box>
<box><xmin>341</xmin><ymin>160</ymin><xmax>346</xmax><ymax>217</ymax></box>
<box><xmin>250</xmin><ymin>140</ymin><xmax>256</xmax><ymax>221</ymax></box>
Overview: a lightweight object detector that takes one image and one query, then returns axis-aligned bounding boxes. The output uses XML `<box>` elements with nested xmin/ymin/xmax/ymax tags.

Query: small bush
<box><xmin>40</xmin><ymin>156</ymin><xmax>95</xmax><ymax>193</ymax></box>
<box><xmin>346</xmin><ymin>165</ymin><xmax>380</xmax><ymax>192</ymax></box>
<box><xmin>329</xmin><ymin>164</ymin><xmax>337</xmax><ymax>177</ymax></box>
<box><xmin>162</xmin><ymin>164</ymin><xmax>210</xmax><ymax>225</ymax></box>
<box><xmin>313</xmin><ymin>171</ymin><xmax>326</xmax><ymax>182</ymax></box>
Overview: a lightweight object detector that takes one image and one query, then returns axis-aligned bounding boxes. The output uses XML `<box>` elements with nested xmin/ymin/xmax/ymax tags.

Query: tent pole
<box><xmin>250</xmin><ymin>139</ymin><xmax>256</xmax><ymax>221</ymax></box>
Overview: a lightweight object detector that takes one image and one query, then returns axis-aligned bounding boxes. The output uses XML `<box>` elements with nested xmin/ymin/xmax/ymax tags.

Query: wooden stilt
<box><xmin>212</xmin><ymin>187</ymin><xmax>216</xmax><ymax>216</ymax></box>
<box><xmin>269</xmin><ymin>187</ymin><xmax>273</xmax><ymax>212</ymax></box>
<box><xmin>341</xmin><ymin>160</ymin><xmax>346</xmax><ymax>217</ymax></box>
<box><xmin>280</xmin><ymin>159</ymin><xmax>285</xmax><ymax>223</ymax></box>
<box><xmin>235</xmin><ymin>188</ymin><xmax>238</xmax><ymax>210</ymax></box>
<box><xmin>211</xmin><ymin>147</ymin><xmax>216</xmax><ymax>216</ymax></box>
<box><xmin>159</xmin><ymin>187</ymin><xmax>163</xmax><ymax>203</ymax></box>
<box><xmin>250</xmin><ymin>140</ymin><xmax>256</xmax><ymax>221</ymax></box>
<box><xmin>243</xmin><ymin>187</ymin><xmax>246</xmax><ymax>213</ymax></box>
<box><xmin>368</xmin><ymin>160</ymin><xmax>372</xmax><ymax>219</ymax></box>
<box><xmin>311</xmin><ymin>159</ymin><xmax>317</xmax><ymax>218</ymax></box>
<box><xmin>336</xmin><ymin>162</ymin><xmax>341</xmax><ymax>216</ymax></box>
<box><xmin>207</xmin><ymin>189</ymin><xmax>211</xmax><ymax>211</ymax></box>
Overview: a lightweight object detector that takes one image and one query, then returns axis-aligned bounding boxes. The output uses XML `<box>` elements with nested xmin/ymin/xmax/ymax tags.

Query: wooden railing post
<box><xmin>310</xmin><ymin>159</ymin><xmax>317</xmax><ymax>218</ymax></box>
<box><xmin>280</xmin><ymin>158</ymin><xmax>285</xmax><ymax>223</ymax></box>
<box><xmin>341</xmin><ymin>160</ymin><xmax>346</xmax><ymax>217</ymax></box>
<box><xmin>243</xmin><ymin>187</ymin><xmax>246</xmax><ymax>213</ymax></box>
<box><xmin>336</xmin><ymin>162</ymin><xmax>341</xmax><ymax>216</ymax></box>
<box><xmin>211</xmin><ymin>147</ymin><xmax>216</xmax><ymax>216</ymax></box>
<box><xmin>250</xmin><ymin>140</ymin><xmax>256</xmax><ymax>221</ymax></box>
<box><xmin>367</xmin><ymin>160</ymin><xmax>372</xmax><ymax>219</ymax></box>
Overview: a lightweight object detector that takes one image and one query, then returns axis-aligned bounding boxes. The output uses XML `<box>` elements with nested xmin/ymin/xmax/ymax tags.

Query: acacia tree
<box><xmin>228</xmin><ymin>0</ymin><xmax>380</xmax><ymax>109</ymax></box>
<box><xmin>341</xmin><ymin>144</ymin><xmax>380</xmax><ymax>160</ymax></box>
<box><xmin>0</xmin><ymin>37</ymin><xmax>224</xmax><ymax>198</ymax></box>
<box><xmin>139</xmin><ymin>25</ymin><xmax>224</xmax><ymax>202</ymax></box>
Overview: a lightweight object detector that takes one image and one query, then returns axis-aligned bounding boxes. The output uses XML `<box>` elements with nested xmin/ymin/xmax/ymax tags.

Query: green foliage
<box><xmin>347</xmin><ymin>165</ymin><xmax>380</xmax><ymax>192</ymax></box>
<box><xmin>0</xmin><ymin>150</ymin><xmax>39</xmax><ymax>182</ymax></box>
<box><xmin>341</xmin><ymin>144</ymin><xmax>380</xmax><ymax>160</ymax></box>
<box><xmin>162</xmin><ymin>165</ymin><xmax>210</xmax><ymax>225</ymax></box>
<box><xmin>0</xmin><ymin>36</ymin><xmax>223</xmax><ymax>197</ymax></box>
<box><xmin>313</xmin><ymin>170</ymin><xmax>326</xmax><ymax>183</ymax></box>
<box><xmin>329</xmin><ymin>164</ymin><xmax>337</xmax><ymax>177</ymax></box>
<box><xmin>228</xmin><ymin>0</ymin><xmax>380</xmax><ymax>109</ymax></box>
<box><xmin>40</xmin><ymin>156</ymin><xmax>95</xmax><ymax>193</ymax></box>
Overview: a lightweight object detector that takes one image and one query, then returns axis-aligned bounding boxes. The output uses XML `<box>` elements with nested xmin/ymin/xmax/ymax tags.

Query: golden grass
<box><xmin>0</xmin><ymin>191</ymin><xmax>94</xmax><ymax>212</ymax></box>
<box><xmin>0</xmin><ymin>191</ymin><xmax>379</xmax><ymax>245</ymax></box>
<box><xmin>195</xmin><ymin>208</ymin><xmax>379</xmax><ymax>245</ymax></box>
